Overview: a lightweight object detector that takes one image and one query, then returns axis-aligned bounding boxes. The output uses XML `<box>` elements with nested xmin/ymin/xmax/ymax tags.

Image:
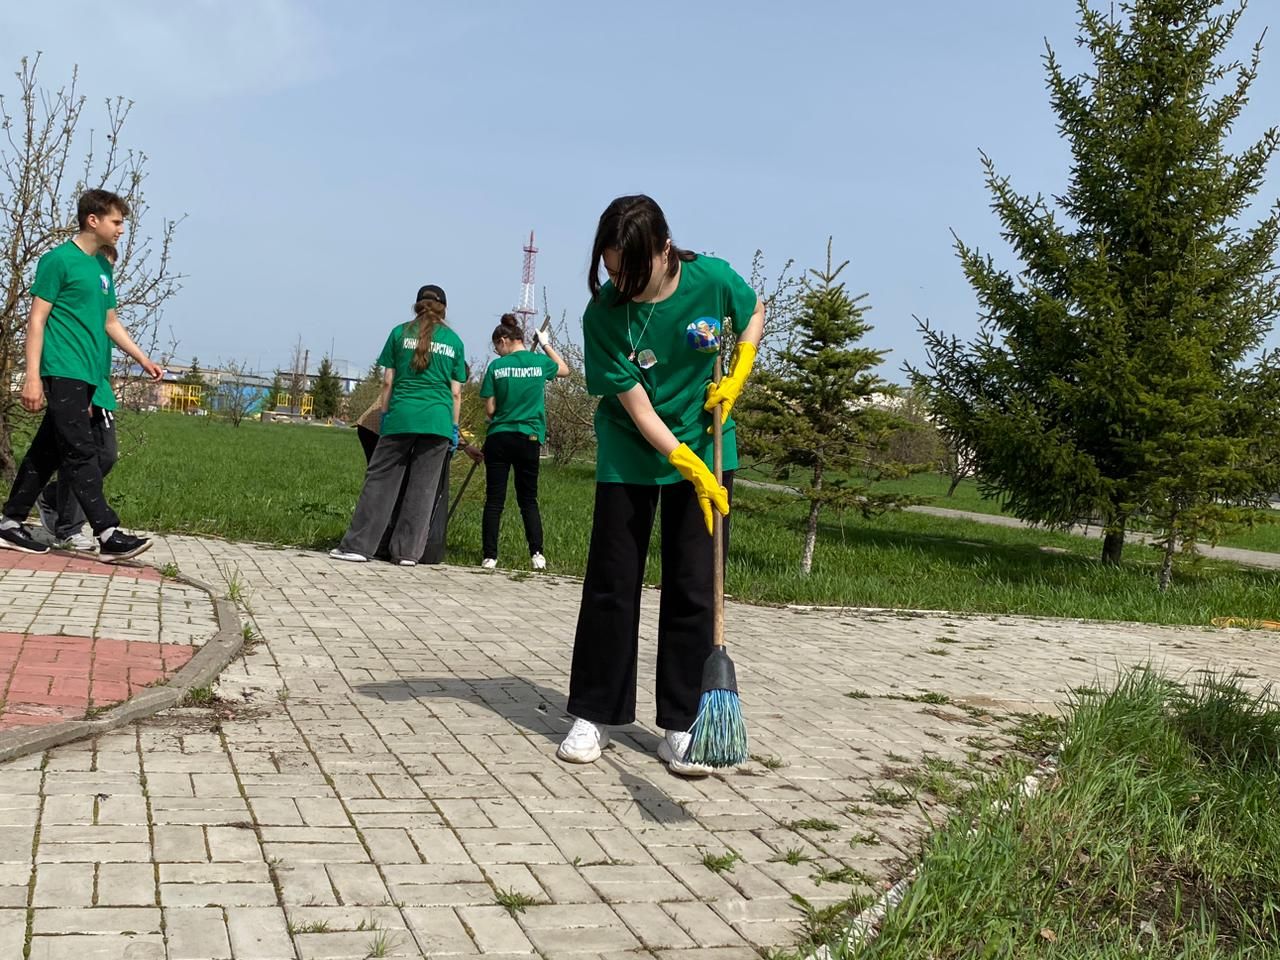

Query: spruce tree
<box><xmin>737</xmin><ymin>241</ymin><xmax>920</xmax><ymax>575</ymax></box>
<box><xmin>266</xmin><ymin>372</ymin><xmax>285</xmax><ymax>415</ymax></box>
<box><xmin>311</xmin><ymin>356</ymin><xmax>342</xmax><ymax>420</ymax></box>
<box><xmin>913</xmin><ymin>0</ymin><xmax>1280</xmax><ymax>571</ymax></box>
<box><xmin>178</xmin><ymin>356</ymin><xmax>207</xmax><ymax>412</ymax></box>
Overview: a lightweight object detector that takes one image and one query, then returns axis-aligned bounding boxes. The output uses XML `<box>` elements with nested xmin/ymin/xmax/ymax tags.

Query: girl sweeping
<box><xmin>557</xmin><ymin>195</ymin><xmax>764</xmax><ymax>777</ymax></box>
<box><xmin>330</xmin><ymin>284</ymin><xmax>466</xmax><ymax>565</ymax></box>
<box><xmin>478</xmin><ymin>313</ymin><xmax>568</xmax><ymax>570</ymax></box>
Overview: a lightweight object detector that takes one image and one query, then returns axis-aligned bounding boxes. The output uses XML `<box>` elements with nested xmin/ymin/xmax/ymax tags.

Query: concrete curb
<box><xmin>0</xmin><ymin>568</ymin><xmax>243</xmax><ymax>765</ymax></box>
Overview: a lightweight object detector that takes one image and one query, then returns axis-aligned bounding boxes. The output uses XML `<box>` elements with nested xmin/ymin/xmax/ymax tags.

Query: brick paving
<box><xmin>0</xmin><ymin>551</ymin><xmax>216</xmax><ymax>731</ymax></box>
<box><xmin>2</xmin><ymin>534</ymin><xmax>1279</xmax><ymax>958</ymax></box>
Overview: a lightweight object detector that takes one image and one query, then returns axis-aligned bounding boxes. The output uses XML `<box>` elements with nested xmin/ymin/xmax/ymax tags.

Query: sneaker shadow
<box><xmin>354</xmin><ymin>676</ymin><xmax>693</xmax><ymax>825</ymax></box>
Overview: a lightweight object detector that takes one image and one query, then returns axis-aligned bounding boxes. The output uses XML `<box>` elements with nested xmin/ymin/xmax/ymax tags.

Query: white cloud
<box><xmin>0</xmin><ymin>0</ymin><xmax>327</xmax><ymax>101</ymax></box>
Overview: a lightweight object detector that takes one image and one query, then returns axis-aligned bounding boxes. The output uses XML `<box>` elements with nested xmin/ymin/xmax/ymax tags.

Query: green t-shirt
<box><xmin>479</xmin><ymin>351</ymin><xmax>558</xmax><ymax>443</ymax></box>
<box><xmin>30</xmin><ymin>240</ymin><xmax>117</xmax><ymax>385</ymax></box>
<box><xmin>583</xmin><ymin>255</ymin><xmax>759</xmax><ymax>484</ymax></box>
<box><xmin>376</xmin><ymin>321</ymin><xmax>466</xmax><ymax>438</ymax></box>
<box><xmin>92</xmin><ymin>339</ymin><xmax>116</xmax><ymax>411</ymax></box>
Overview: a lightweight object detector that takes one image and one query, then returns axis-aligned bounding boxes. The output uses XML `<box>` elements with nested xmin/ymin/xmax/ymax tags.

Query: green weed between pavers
<box><xmin>828</xmin><ymin>668</ymin><xmax>1280</xmax><ymax>958</ymax></box>
<box><xmin>493</xmin><ymin>887</ymin><xmax>539</xmax><ymax>915</ymax></box>
<box><xmin>702</xmin><ymin>849</ymin><xmax>742</xmax><ymax>873</ymax></box>
<box><xmin>101</xmin><ymin>413</ymin><xmax>1280</xmax><ymax>623</ymax></box>
<box><xmin>181</xmin><ymin>686</ymin><xmax>217</xmax><ymax>707</ymax></box>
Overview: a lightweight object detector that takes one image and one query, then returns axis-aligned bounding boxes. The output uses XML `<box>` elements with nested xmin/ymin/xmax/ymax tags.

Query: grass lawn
<box><xmin>756</xmin><ymin>466</ymin><xmax>1280</xmax><ymax>554</ymax></box>
<box><xmin>828</xmin><ymin>669</ymin><xmax>1280</xmax><ymax>959</ymax></box>
<box><xmin>101</xmin><ymin>413</ymin><xmax>1280</xmax><ymax>625</ymax></box>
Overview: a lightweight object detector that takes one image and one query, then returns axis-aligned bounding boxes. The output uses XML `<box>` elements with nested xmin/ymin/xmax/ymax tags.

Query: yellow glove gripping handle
<box><xmin>704</xmin><ymin>340</ymin><xmax>757</xmax><ymax>425</ymax></box>
<box><xmin>668</xmin><ymin>443</ymin><xmax>730</xmax><ymax>536</ymax></box>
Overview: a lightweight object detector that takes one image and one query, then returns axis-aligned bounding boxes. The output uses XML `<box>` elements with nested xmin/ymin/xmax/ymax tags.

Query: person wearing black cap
<box><xmin>330</xmin><ymin>284</ymin><xmax>467</xmax><ymax>565</ymax></box>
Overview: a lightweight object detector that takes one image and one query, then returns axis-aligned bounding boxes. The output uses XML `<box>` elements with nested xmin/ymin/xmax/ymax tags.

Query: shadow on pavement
<box><xmin>354</xmin><ymin>675</ymin><xmax>694</xmax><ymax>824</ymax></box>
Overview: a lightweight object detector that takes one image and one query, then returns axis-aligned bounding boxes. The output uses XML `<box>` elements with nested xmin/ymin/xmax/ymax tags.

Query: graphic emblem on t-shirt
<box><xmin>685</xmin><ymin>317</ymin><xmax>721</xmax><ymax>353</ymax></box>
<box><xmin>99</xmin><ymin>274</ymin><xmax>110</xmax><ymax>293</ymax></box>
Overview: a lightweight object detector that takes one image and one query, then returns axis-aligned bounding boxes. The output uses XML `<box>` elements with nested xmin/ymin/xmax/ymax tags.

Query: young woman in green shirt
<box><xmin>557</xmin><ymin>195</ymin><xmax>764</xmax><ymax>777</ymax></box>
<box><xmin>478</xmin><ymin>313</ymin><xmax>568</xmax><ymax>570</ymax></box>
<box><xmin>330</xmin><ymin>284</ymin><xmax>467</xmax><ymax>565</ymax></box>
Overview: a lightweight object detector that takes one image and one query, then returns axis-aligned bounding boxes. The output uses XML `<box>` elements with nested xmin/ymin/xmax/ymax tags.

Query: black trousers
<box><xmin>4</xmin><ymin>377</ymin><xmax>120</xmax><ymax>534</ymax></box>
<box><xmin>482</xmin><ymin>431</ymin><xmax>543</xmax><ymax>560</ymax></box>
<box><xmin>567</xmin><ymin>473</ymin><xmax>733</xmax><ymax>731</ymax></box>
<box><xmin>39</xmin><ymin>406</ymin><xmax>119</xmax><ymax>540</ymax></box>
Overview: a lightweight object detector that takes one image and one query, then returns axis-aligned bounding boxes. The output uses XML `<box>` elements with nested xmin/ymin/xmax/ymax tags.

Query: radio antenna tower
<box><xmin>515</xmin><ymin>230</ymin><xmax>538</xmax><ymax>333</ymax></box>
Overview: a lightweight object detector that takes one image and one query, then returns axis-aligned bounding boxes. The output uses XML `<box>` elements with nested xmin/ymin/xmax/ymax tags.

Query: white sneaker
<box><xmin>531</xmin><ymin>552</ymin><xmax>547</xmax><ymax>571</ymax></box>
<box><xmin>329</xmin><ymin>548</ymin><xmax>368</xmax><ymax>562</ymax></box>
<box><xmin>658</xmin><ymin>729</ymin><xmax>714</xmax><ymax>778</ymax></box>
<box><xmin>556</xmin><ymin>718</ymin><xmax>610</xmax><ymax>763</ymax></box>
<box><xmin>481</xmin><ymin>558</ymin><xmax>497</xmax><ymax>570</ymax></box>
<box><xmin>58</xmin><ymin>531</ymin><xmax>98</xmax><ymax>553</ymax></box>
<box><xmin>397</xmin><ymin>559</ymin><xmax>417</xmax><ymax>567</ymax></box>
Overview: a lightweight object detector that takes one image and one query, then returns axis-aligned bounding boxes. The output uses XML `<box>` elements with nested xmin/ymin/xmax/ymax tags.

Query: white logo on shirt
<box><xmin>99</xmin><ymin>274</ymin><xmax>110</xmax><ymax>293</ymax></box>
<box><xmin>402</xmin><ymin>339</ymin><xmax>456</xmax><ymax>358</ymax></box>
<box><xmin>493</xmin><ymin>366</ymin><xmax>545</xmax><ymax>380</ymax></box>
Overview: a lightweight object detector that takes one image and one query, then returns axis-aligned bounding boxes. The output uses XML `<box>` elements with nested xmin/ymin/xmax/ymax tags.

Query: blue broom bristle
<box><xmin>685</xmin><ymin>688</ymin><xmax>748</xmax><ymax>767</ymax></box>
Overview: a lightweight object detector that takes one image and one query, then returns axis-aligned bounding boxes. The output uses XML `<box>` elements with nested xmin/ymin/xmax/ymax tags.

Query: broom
<box><xmin>684</xmin><ymin>354</ymin><xmax>748</xmax><ymax>767</ymax></box>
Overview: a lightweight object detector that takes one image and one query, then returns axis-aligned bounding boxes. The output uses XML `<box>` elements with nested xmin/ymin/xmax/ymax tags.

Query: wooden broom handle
<box><xmin>712</xmin><ymin>355</ymin><xmax>725</xmax><ymax>649</ymax></box>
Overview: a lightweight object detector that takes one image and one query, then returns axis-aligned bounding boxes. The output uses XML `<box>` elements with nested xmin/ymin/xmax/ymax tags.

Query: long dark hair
<box><xmin>588</xmin><ymin>194</ymin><xmax>696</xmax><ymax>305</ymax></box>
<box><xmin>491</xmin><ymin>312</ymin><xmax>523</xmax><ymax>348</ymax></box>
<box><xmin>410</xmin><ymin>291</ymin><xmax>446</xmax><ymax>372</ymax></box>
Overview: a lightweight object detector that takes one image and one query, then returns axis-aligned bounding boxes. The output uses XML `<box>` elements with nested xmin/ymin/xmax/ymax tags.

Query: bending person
<box><xmin>557</xmin><ymin>195</ymin><xmax>764</xmax><ymax>777</ymax></box>
<box><xmin>330</xmin><ymin>284</ymin><xmax>465</xmax><ymax>565</ymax></box>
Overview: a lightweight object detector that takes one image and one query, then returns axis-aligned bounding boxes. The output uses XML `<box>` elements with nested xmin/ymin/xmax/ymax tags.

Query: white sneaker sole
<box><xmin>0</xmin><ymin>537</ymin><xmax>49</xmax><ymax>555</ymax></box>
<box><xmin>329</xmin><ymin>550</ymin><xmax>369</xmax><ymax>563</ymax></box>
<box><xmin>657</xmin><ymin>738</ymin><xmax>714</xmax><ymax>778</ymax></box>
<box><xmin>556</xmin><ymin>734</ymin><xmax>610</xmax><ymax>764</ymax></box>
<box><xmin>100</xmin><ymin>541</ymin><xmax>152</xmax><ymax>564</ymax></box>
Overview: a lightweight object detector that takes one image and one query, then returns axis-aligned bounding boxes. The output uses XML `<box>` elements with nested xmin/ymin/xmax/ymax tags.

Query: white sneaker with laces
<box><xmin>329</xmin><ymin>548</ymin><xmax>369</xmax><ymax>562</ymax></box>
<box><xmin>59</xmin><ymin>531</ymin><xmax>98</xmax><ymax>553</ymax></box>
<box><xmin>658</xmin><ymin>729</ymin><xmax>714</xmax><ymax>778</ymax></box>
<box><xmin>556</xmin><ymin>718</ymin><xmax>610</xmax><ymax>763</ymax></box>
<box><xmin>531</xmin><ymin>552</ymin><xmax>547</xmax><ymax>571</ymax></box>
<box><xmin>481</xmin><ymin>558</ymin><xmax>497</xmax><ymax>570</ymax></box>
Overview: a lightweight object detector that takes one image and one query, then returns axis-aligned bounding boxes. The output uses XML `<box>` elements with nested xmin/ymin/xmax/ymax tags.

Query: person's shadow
<box><xmin>355</xmin><ymin>675</ymin><xmax>692</xmax><ymax>825</ymax></box>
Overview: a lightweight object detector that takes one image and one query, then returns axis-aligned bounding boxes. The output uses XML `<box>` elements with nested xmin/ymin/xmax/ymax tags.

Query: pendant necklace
<box><xmin>627</xmin><ymin>277</ymin><xmax>663</xmax><ymax>370</ymax></box>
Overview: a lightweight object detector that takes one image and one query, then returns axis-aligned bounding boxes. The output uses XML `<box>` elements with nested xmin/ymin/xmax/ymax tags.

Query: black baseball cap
<box><xmin>416</xmin><ymin>284</ymin><xmax>446</xmax><ymax>305</ymax></box>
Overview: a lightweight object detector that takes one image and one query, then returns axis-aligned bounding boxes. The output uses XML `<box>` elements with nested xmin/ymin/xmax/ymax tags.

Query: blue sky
<box><xmin>4</xmin><ymin>1</ymin><xmax>1278</xmax><ymax>383</ymax></box>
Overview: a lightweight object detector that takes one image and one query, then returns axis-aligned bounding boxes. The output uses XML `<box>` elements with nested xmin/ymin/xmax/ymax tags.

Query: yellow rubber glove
<box><xmin>668</xmin><ymin>443</ymin><xmax>730</xmax><ymax>536</ymax></box>
<box><xmin>703</xmin><ymin>341</ymin><xmax>758</xmax><ymax>426</ymax></box>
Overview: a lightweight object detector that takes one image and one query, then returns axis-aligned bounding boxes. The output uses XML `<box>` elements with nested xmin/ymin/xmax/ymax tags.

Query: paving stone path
<box><xmin>0</xmin><ymin>551</ymin><xmax>217</xmax><ymax>731</ymax></box>
<box><xmin>3</xmin><ymin>535</ymin><xmax>1279</xmax><ymax>959</ymax></box>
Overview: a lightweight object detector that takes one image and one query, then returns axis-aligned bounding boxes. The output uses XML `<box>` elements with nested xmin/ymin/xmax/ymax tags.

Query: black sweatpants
<box><xmin>481</xmin><ymin>431</ymin><xmax>544</xmax><ymax>560</ymax></box>
<box><xmin>4</xmin><ymin>377</ymin><xmax>120</xmax><ymax>535</ymax></box>
<box><xmin>39</xmin><ymin>406</ymin><xmax>119</xmax><ymax>540</ymax></box>
<box><xmin>566</xmin><ymin>473</ymin><xmax>733</xmax><ymax>731</ymax></box>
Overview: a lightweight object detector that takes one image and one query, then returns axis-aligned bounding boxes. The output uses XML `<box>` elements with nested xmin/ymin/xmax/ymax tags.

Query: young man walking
<box><xmin>0</xmin><ymin>189</ymin><xmax>164</xmax><ymax>560</ymax></box>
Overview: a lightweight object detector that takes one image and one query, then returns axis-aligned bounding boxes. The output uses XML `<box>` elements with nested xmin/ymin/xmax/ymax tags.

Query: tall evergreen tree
<box><xmin>311</xmin><ymin>356</ymin><xmax>342</xmax><ymax>420</ymax></box>
<box><xmin>179</xmin><ymin>357</ymin><xmax>205</xmax><ymax>386</ymax></box>
<box><xmin>266</xmin><ymin>372</ymin><xmax>285</xmax><ymax>414</ymax></box>
<box><xmin>913</xmin><ymin>0</ymin><xmax>1280</xmax><ymax>573</ymax></box>
<box><xmin>738</xmin><ymin>242</ymin><xmax>920</xmax><ymax>575</ymax></box>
